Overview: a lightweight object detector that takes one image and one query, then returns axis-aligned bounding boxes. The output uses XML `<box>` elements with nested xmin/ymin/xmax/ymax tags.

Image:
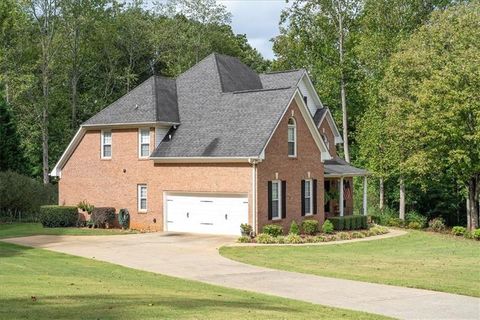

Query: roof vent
<box><xmin>134</xmin><ymin>104</ymin><xmax>138</xmax><ymax>110</ymax></box>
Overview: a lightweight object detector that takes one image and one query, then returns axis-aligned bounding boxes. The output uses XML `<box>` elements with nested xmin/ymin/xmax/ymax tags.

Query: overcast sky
<box><xmin>219</xmin><ymin>0</ymin><xmax>290</xmax><ymax>59</ymax></box>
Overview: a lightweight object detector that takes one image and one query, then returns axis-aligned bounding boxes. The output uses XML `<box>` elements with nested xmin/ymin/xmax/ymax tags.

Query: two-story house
<box><xmin>51</xmin><ymin>53</ymin><xmax>368</xmax><ymax>235</ymax></box>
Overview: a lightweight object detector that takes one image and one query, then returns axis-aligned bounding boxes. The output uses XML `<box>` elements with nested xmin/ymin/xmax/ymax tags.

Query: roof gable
<box><xmin>215</xmin><ymin>54</ymin><xmax>263</xmax><ymax>92</ymax></box>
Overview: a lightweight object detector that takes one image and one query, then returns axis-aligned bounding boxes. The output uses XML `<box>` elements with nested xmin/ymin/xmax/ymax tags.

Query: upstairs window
<box><xmin>287</xmin><ymin>118</ymin><xmax>297</xmax><ymax>157</ymax></box>
<box><xmin>101</xmin><ymin>130</ymin><xmax>112</xmax><ymax>159</ymax></box>
<box><xmin>139</xmin><ymin>128</ymin><xmax>150</xmax><ymax>158</ymax></box>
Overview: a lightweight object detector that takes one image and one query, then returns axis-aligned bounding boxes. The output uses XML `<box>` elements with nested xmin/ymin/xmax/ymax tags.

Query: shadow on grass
<box><xmin>0</xmin><ymin>294</ymin><xmax>305</xmax><ymax>319</ymax></box>
<box><xmin>0</xmin><ymin>242</ymin><xmax>34</xmax><ymax>257</ymax></box>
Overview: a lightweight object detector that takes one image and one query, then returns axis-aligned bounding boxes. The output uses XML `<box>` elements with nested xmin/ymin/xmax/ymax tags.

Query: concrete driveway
<box><xmin>4</xmin><ymin>232</ymin><xmax>479</xmax><ymax>320</ymax></box>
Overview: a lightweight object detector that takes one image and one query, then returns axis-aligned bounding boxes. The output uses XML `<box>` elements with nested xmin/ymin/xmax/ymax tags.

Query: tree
<box><xmin>0</xmin><ymin>95</ymin><xmax>27</xmax><ymax>173</ymax></box>
<box><xmin>273</xmin><ymin>0</ymin><xmax>362</xmax><ymax>162</ymax></box>
<box><xmin>381</xmin><ymin>2</ymin><xmax>479</xmax><ymax>228</ymax></box>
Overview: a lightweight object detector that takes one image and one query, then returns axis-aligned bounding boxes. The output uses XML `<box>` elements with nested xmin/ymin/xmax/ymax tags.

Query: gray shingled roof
<box><xmin>151</xmin><ymin>53</ymin><xmax>298</xmax><ymax>157</ymax></box>
<box><xmin>83</xmin><ymin>76</ymin><xmax>179</xmax><ymax>125</ymax></box>
<box><xmin>313</xmin><ymin>108</ymin><xmax>328</xmax><ymax>127</ymax></box>
<box><xmin>324</xmin><ymin>157</ymin><xmax>369</xmax><ymax>176</ymax></box>
<box><xmin>215</xmin><ymin>54</ymin><xmax>263</xmax><ymax>92</ymax></box>
<box><xmin>259</xmin><ymin>69</ymin><xmax>304</xmax><ymax>90</ymax></box>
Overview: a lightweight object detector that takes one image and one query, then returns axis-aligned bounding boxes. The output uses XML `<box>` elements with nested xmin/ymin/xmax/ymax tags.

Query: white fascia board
<box><xmin>301</xmin><ymin>72</ymin><xmax>324</xmax><ymax>109</ymax></box>
<box><xmin>318</xmin><ymin>109</ymin><xmax>343</xmax><ymax>144</ymax></box>
<box><xmin>260</xmin><ymin>90</ymin><xmax>332</xmax><ymax>162</ymax></box>
<box><xmin>82</xmin><ymin>121</ymin><xmax>179</xmax><ymax>129</ymax></box>
<box><xmin>150</xmin><ymin>157</ymin><xmax>262</xmax><ymax>163</ymax></box>
<box><xmin>50</xmin><ymin>127</ymin><xmax>86</xmax><ymax>177</ymax></box>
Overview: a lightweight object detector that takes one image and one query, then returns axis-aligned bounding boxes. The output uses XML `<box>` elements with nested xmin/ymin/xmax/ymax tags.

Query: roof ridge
<box><xmin>261</xmin><ymin>68</ymin><xmax>305</xmax><ymax>75</ymax></box>
<box><xmin>232</xmin><ymin>86</ymin><xmax>292</xmax><ymax>94</ymax></box>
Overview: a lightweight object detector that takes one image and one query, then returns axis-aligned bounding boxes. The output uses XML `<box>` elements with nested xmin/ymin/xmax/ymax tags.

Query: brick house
<box><xmin>51</xmin><ymin>53</ymin><xmax>368</xmax><ymax>235</ymax></box>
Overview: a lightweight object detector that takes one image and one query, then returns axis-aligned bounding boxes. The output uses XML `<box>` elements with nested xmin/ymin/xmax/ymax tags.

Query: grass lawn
<box><xmin>0</xmin><ymin>223</ymin><xmax>135</xmax><ymax>239</ymax></box>
<box><xmin>0</xmin><ymin>242</ymin><xmax>389</xmax><ymax>320</ymax></box>
<box><xmin>220</xmin><ymin>231</ymin><xmax>480</xmax><ymax>297</ymax></box>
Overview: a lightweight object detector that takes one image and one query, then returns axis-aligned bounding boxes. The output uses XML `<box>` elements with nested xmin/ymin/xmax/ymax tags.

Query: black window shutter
<box><xmin>313</xmin><ymin>179</ymin><xmax>318</xmax><ymax>215</ymax></box>
<box><xmin>301</xmin><ymin>180</ymin><xmax>305</xmax><ymax>216</ymax></box>
<box><xmin>281</xmin><ymin>181</ymin><xmax>287</xmax><ymax>219</ymax></box>
<box><xmin>268</xmin><ymin>181</ymin><xmax>272</xmax><ymax>220</ymax></box>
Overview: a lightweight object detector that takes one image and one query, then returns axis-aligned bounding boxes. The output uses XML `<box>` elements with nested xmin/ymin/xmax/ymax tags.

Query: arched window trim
<box><xmin>287</xmin><ymin>117</ymin><xmax>297</xmax><ymax>157</ymax></box>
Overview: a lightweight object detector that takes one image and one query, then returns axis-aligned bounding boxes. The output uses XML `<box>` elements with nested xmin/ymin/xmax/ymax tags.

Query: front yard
<box><xmin>0</xmin><ymin>225</ymin><xmax>388</xmax><ymax>320</ymax></box>
<box><xmin>0</xmin><ymin>223</ymin><xmax>134</xmax><ymax>239</ymax></box>
<box><xmin>221</xmin><ymin>230</ymin><xmax>480</xmax><ymax>297</ymax></box>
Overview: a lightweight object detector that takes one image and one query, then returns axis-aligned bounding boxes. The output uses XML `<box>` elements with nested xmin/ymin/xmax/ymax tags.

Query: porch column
<box><xmin>339</xmin><ymin>177</ymin><xmax>344</xmax><ymax>217</ymax></box>
<box><xmin>363</xmin><ymin>176</ymin><xmax>368</xmax><ymax>216</ymax></box>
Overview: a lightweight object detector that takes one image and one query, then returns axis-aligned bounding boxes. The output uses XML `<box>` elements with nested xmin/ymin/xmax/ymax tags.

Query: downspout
<box><xmin>248</xmin><ymin>158</ymin><xmax>260</xmax><ymax>235</ymax></box>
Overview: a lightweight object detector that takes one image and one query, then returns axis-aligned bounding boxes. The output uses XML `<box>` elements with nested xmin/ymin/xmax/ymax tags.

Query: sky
<box><xmin>218</xmin><ymin>0</ymin><xmax>290</xmax><ymax>59</ymax></box>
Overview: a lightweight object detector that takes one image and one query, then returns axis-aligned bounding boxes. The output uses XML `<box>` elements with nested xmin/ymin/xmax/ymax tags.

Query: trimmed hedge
<box><xmin>329</xmin><ymin>216</ymin><xmax>368</xmax><ymax>231</ymax></box>
<box><xmin>301</xmin><ymin>219</ymin><xmax>319</xmax><ymax>235</ymax></box>
<box><xmin>39</xmin><ymin>205</ymin><xmax>78</xmax><ymax>227</ymax></box>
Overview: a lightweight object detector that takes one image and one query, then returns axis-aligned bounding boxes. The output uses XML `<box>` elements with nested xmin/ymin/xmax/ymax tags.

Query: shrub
<box><xmin>315</xmin><ymin>235</ymin><xmax>327</xmax><ymax>242</ymax></box>
<box><xmin>240</xmin><ymin>223</ymin><xmax>253</xmax><ymax>237</ymax></box>
<box><xmin>0</xmin><ymin>171</ymin><xmax>57</xmax><ymax>222</ymax></box>
<box><xmin>321</xmin><ymin>220</ymin><xmax>334</xmax><ymax>234</ymax></box>
<box><xmin>428</xmin><ymin>217</ymin><xmax>446</xmax><ymax>232</ymax></box>
<box><xmin>275</xmin><ymin>236</ymin><xmax>286</xmax><ymax>244</ymax></box>
<box><xmin>304</xmin><ymin>236</ymin><xmax>316</xmax><ymax>243</ymax></box>
<box><xmin>344</xmin><ymin>216</ymin><xmax>352</xmax><ymax>230</ymax></box>
<box><xmin>336</xmin><ymin>232</ymin><xmax>351</xmax><ymax>240</ymax></box>
<box><xmin>39</xmin><ymin>205</ymin><xmax>78</xmax><ymax>228</ymax></box>
<box><xmin>262</xmin><ymin>224</ymin><xmax>283</xmax><ymax>237</ymax></box>
<box><xmin>387</xmin><ymin>217</ymin><xmax>404</xmax><ymax>227</ymax></box>
<box><xmin>329</xmin><ymin>217</ymin><xmax>344</xmax><ymax>231</ymax></box>
<box><xmin>369</xmin><ymin>207</ymin><xmax>396</xmax><ymax>226</ymax></box>
<box><xmin>237</xmin><ymin>236</ymin><xmax>251</xmax><ymax>243</ymax></box>
<box><xmin>405</xmin><ymin>211</ymin><xmax>427</xmax><ymax>228</ymax></box>
<box><xmin>77</xmin><ymin>200</ymin><xmax>94</xmax><ymax>214</ymax></box>
<box><xmin>370</xmin><ymin>225</ymin><xmax>389</xmax><ymax>235</ymax></box>
<box><xmin>473</xmin><ymin>229</ymin><xmax>480</xmax><ymax>240</ymax></box>
<box><xmin>285</xmin><ymin>233</ymin><xmax>304</xmax><ymax>244</ymax></box>
<box><xmin>407</xmin><ymin>221</ymin><xmax>422</xmax><ymax>229</ymax></box>
<box><xmin>256</xmin><ymin>233</ymin><xmax>276</xmax><ymax>244</ymax></box>
<box><xmin>464</xmin><ymin>231</ymin><xmax>473</xmax><ymax>239</ymax></box>
<box><xmin>118</xmin><ymin>208</ymin><xmax>130</xmax><ymax>229</ymax></box>
<box><xmin>91</xmin><ymin>207</ymin><xmax>116</xmax><ymax>228</ymax></box>
<box><xmin>301</xmin><ymin>219</ymin><xmax>319</xmax><ymax>235</ymax></box>
<box><xmin>451</xmin><ymin>226</ymin><xmax>466</xmax><ymax>236</ymax></box>
<box><xmin>352</xmin><ymin>231</ymin><xmax>365</xmax><ymax>239</ymax></box>
<box><xmin>289</xmin><ymin>220</ymin><xmax>300</xmax><ymax>235</ymax></box>
<box><xmin>360</xmin><ymin>215</ymin><xmax>368</xmax><ymax>229</ymax></box>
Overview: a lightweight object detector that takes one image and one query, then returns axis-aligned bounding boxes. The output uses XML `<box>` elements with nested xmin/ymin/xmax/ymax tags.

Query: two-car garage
<box><xmin>165</xmin><ymin>193</ymin><xmax>249</xmax><ymax>236</ymax></box>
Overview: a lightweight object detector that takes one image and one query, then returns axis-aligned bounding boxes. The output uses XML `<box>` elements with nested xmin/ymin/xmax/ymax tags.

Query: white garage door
<box><xmin>165</xmin><ymin>193</ymin><xmax>248</xmax><ymax>236</ymax></box>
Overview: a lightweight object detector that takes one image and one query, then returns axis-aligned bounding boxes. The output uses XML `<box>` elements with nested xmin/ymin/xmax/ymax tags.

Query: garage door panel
<box><xmin>165</xmin><ymin>193</ymin><xmax>248</xmax><ymax>235</ymax></box>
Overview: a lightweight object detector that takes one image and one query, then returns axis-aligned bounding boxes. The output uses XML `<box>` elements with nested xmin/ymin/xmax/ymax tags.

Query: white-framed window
<box><xmin>101</xmin><ymin>130</ymin><xmax>112</xmax><ymax>159</ymax></box>
<box><xmin>304</xmin><ymin>179</ymin><xmax>313</xmax><ymax>216</ymax></box>
<box><xmin>287</xmin><ymin>117</ymin><xmax>297</xmax><ymax>157</ymax></box>
<box><xmin>138</xmin><ymin>128</ymin><xmax>150</xmax><ymax>158</ymax></box>
<box><xmin>271</xmin><ymin>180</ymin><xmax>281</xmax><ymax>220</ymax></box>
<box><xmin>137</xmin><ymin>184</ymin><xmax>147</xmax><ymax>212</ymax></box>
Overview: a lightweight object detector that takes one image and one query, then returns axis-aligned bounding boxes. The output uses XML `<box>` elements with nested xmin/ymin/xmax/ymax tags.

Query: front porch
<box><xmin>324</xmin><ymin>157</ymin><xmax>369</xmax><ymax>218</ymax></box>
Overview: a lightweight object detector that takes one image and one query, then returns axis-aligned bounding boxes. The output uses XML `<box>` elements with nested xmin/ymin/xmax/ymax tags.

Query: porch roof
<box><xmin>324</xmin><ymin>157</ymin><xmax>369</xmax><ymax>177</ymax></box>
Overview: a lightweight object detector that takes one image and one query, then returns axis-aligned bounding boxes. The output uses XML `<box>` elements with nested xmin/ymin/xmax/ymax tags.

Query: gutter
<box><xmin>248</xmin><ymin>157</ymin><xmax>262</xmax><ymax>235</ymax></box>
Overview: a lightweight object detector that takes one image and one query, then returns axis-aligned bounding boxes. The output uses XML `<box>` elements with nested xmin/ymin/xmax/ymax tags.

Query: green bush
<box><xmin>262</xmin><ymin>224</ymin><xmax>283</xmax><ymax>237</ymax></box>
<box><xmin>289</xmin><ymin>220</ymin><xmax>300</xmax><ymax>235</ymax></box>
<box><xmin>336</xmin><ymin>232</ymin><xmax>351</xmax><ymax>240</ymax></box>
<box><xmin>301</xmin><ymin>219</ymin><xmax>319</xmax><ymax>235</ymax></box>
<box><xmin>360</xmin><ymin>215</ymin><xmax>368</xmax><ymax>229</ymax></box>
<box><xmin>370</xmin><ymin>225</ymin><xmax>389</xmax><ymax>235</ymax></box>
<box><xmin>285</xmin><ymin>233</ymin><xmax>303</xmax><ymax>244</ymax></box>
<box><xmin>240</xmin><ymin>223</ymin><xmax>253</xmax><ymax>237</ymax></box>
<box><xmin>0</xmin><ymin>171</ymin><xmax>57</xmax><ymax>222</ymax></box>
<box><xmin>387</xmin><ymin>217</ymin><xmax>404</xmax><ymax>227</ymax></box>
<box><xmin>344</xmin><ymin>216</ymin><xmax>352</xmax><ymax>230</ymax></box>
<box><xmin>329</xmin><ymin>217</ymin><xmax>344</xmax><ymax>230</ymax></box>
<box><xmin>39</xmin><ymin>205</ymin><xmax>78</xmax><ymax>227</ymax></box>
<box><xmin>407</xmin><ymin>221</ymin><xmax>422</xmax><ymax>229</ymax></box>
<box><xmin>473</xmin><ymin>229</ymin><xmax>480</xmax><ymax>240</ymax></box>
<box><xmin>237</xmin><ymin>236</ymin><xmax>251</xmax><ymax>243</ymax></box>
<box><xmin>77</xmin><ymin>200</ymin><xmax>94</xmax><ymax>214</ymax></box>
<box><xmin>451</xmin><ymin>226</ymin><xmax>466</xmax><ymax>236</ymax></box>
<box><xmin>256</xmin><ymin>233</ymin><xmax>276</xmax><ymax>244</ymax></box>
<box><xmin>275</xmin><ymin>236</ymin><xmax>286</xmax><ymax>244</ymax></box>
<box><xmin>369</xmin><ymin>207</ymin><xmax>396</xmax><ymax>226</ymax></box>
<box><xmin>428</xmin><ymin>217</ymin><xmax>446</xmax><ymax>232</ymax></box>
<box><xmin>90</xmin><ymin>207</ymin><xmax>116</xmax><ymax>228</ymax></box>
<box><xmin>321</xmin><ymin>220</ymin><xmax>334</xmax><ymax>234</ymax></box>
<box><xmin>352</xmin><ymin>231</ymin><xmax>365</xmax><ymax>239</ymax></box>
<box><xmin>405</xmin><ymin>211</ymin><xmax>427</xmax><ymax>228</ymax></box>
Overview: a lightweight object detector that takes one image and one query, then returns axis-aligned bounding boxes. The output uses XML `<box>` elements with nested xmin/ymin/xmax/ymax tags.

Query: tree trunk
<box><xmin>338</xmin><ymin>9</ymin><xmax>350</xmax><ymax>162</ymax></box>
<box><xmin>467</xmin><ymin>175</ymin><xmax>479</xmax><ymax>230</ymax></box>
<box><xmin>399</xmin><ymin>177</ymin><xmax>405</xmax><ymax>220</ymax></box>
<box><xmin>42</xmin><ymin>58</ymin><xmax>49</xmax><ymax>185</ymax></box>
<box><xmin>379</xmin><ymin>177</ymin><xmax>384</xmax><ymax>210</ymax></box>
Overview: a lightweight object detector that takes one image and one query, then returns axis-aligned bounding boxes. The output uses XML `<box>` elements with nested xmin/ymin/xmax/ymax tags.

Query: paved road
<box><xmin>3</xmin><ymin>233</ymin><xmax>479</xmax><ymax>320</ymax></box>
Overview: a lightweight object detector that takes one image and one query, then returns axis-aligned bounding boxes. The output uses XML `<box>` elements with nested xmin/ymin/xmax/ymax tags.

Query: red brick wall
<box><xmin>256</xmin><ymin>100</ymin><xmax>325</xmax><ymax>234</ymax></box>
<box><xmin>59</xmin><ymin>128</ymin><xmax>252</xmax><ymax>231</ymax></box>
<box><xmin>318</xmin><ymin>119</ymin><xmax>337</xmax><ymax>157</ymax></box>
